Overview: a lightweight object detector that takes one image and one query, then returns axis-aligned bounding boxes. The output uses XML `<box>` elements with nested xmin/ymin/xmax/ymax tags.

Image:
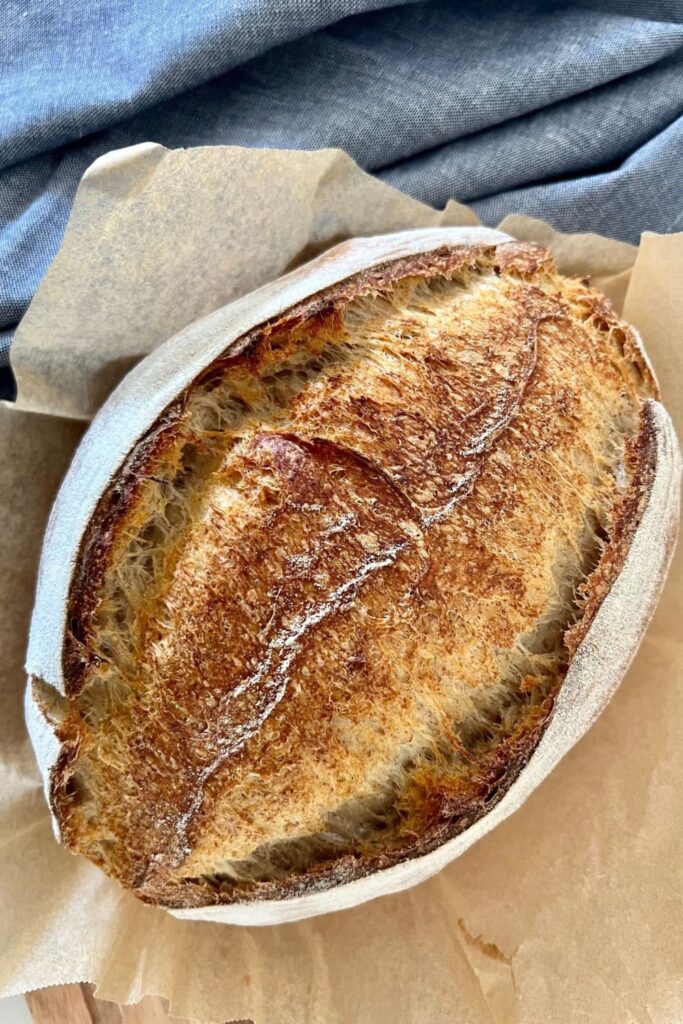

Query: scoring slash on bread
<box><xmin>25</xmin><ymin>228</ymin><xmax>680</xmax><ymax>925</ymax></box>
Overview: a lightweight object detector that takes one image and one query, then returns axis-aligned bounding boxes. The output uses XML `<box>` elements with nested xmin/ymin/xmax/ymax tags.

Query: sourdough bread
<box><xmin>26</xmin><ymin>228</ymin><xmax>680</xmax><ymax>924</ymax></box>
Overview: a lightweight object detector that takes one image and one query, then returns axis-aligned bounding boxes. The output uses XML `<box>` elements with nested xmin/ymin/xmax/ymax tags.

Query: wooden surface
<box><xmin>24</xmin><ymin>984</ymin><xmax>249</xmax><ymax>1024</ymax></box>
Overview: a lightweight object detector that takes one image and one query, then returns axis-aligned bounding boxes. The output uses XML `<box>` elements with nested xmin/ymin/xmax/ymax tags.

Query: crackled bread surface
<box><xmin>34</xmin><ymin>241</ymin><xmax>658</xmax><ymax>907</ymax></box>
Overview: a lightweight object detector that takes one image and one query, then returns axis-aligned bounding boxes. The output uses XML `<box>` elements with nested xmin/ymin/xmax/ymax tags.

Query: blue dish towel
<box><xmin>2</xmin><ymin>0</ymin><xmax>682</xmax><ymax>382</ymax></box>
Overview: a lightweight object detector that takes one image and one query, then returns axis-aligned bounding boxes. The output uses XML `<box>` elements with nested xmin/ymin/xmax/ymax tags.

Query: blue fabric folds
<box><xmin>1</xmin><ymin>0</ymin><xmax>682</xmax><ymax>375</ymax></box>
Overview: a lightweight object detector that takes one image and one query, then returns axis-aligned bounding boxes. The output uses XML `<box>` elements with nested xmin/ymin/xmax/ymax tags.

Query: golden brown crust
<box><xmin>172</xmin><ymin>407</ymin><xmax>658</xmax><ymax>910</ymax></box>
<box><xmin>152</xmin><ymin>703</ymin><xmax>555</xmax><ymax>908</ymax></box>
<box><xmin>47</xmin><ymin>240</ymin><xmax>660</xmax><ymax>908</ymax></box>
<box><xmin>64</xmin><ymin>246</ymin><xmax>492</xmax><ymax>689</ymax></box>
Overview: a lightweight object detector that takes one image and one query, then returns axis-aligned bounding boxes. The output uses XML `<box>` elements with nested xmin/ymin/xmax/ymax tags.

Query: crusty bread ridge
<box><xmin>25</xmin><ymin>228</ymin><xmax>680</xmax><ymax>924</ymax></box>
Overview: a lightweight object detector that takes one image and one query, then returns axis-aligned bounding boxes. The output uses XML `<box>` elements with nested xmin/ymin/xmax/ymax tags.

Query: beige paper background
<box><xmin>1</xmin><ymin>144</ymin><xmax>681</xmax><ymax>1024</ymax></box>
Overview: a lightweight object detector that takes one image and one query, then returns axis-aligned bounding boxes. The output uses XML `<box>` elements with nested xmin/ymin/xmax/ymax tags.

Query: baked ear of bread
<box><xmin>25</xmin><ymin>227</ymin><xmax>680</xmax><ymax>925</ymax></box>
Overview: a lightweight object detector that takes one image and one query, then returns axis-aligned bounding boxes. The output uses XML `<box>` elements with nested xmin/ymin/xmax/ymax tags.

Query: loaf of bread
<box><xmin>26</xmin><ymin>227</ymin><xmax>680</xmax><ymax>924</ymax></box>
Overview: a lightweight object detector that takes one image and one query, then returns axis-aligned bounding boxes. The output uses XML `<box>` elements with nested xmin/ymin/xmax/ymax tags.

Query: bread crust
<box><xmin>176</xmin><ymin>401</ymin><xmax>682</xmax><ymax>925</ymax></box>
<box><xmin>172</xmin><ymin>402</ymin><xmax>658</xmax><ymax>907</ymax></box>
<box><xmin>25</xmin><ymin>228</ymin><xmax>680</xmax><ymax>924</ymax></box>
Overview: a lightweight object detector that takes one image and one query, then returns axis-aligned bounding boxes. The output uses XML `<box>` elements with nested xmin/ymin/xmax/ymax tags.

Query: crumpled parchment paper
<box><xmin>1</xmin><ymin>143</ymin><xmax>681</xmax><ymax>1024</ymax></box>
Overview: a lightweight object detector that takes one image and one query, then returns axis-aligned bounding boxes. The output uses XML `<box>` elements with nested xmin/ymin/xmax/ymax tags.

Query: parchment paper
<box><xmin>1</xmin><ymin>144</ymin><xmax>681</xmax><ymax>1024</ymax></box>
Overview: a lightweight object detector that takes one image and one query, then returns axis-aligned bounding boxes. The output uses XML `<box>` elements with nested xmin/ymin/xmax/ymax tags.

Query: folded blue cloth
<box><xmin>2</xmin><ymin>0</ymin><xmax>682</xmax><ymax>381</ymax></box>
